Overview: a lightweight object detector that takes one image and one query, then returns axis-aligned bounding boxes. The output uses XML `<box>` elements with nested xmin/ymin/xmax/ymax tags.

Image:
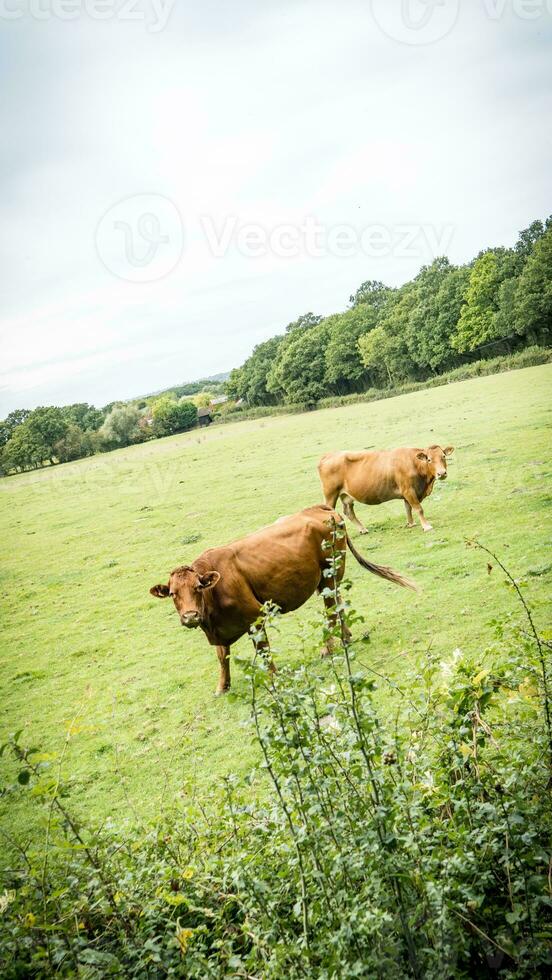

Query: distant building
<box><xmin>198</xmin><ymin>407</ymin><xmax>213</xmax><ymax>427</ymax></box>
<box><xmin>209</xmin><ymin>395</ymin><xmax>228</xmax><ymax>406</ymax></box>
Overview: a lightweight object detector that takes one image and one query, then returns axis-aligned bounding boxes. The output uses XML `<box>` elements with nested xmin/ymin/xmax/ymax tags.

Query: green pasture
<box><xmin>1</xmin><ymin>364</ymin><xmax>551</xmax><ymax>838</ymax></box>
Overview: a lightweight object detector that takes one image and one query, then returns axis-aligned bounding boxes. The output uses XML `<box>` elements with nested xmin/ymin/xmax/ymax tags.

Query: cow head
<box><xmin>150</xmin><ymin>565</ymin><xmax>220</xmax><ymax>628</ymax></box>
<box><xmin>416</xmin><ymin>445</ymin><xmax>454</xmax><ymax>481</ymax></box>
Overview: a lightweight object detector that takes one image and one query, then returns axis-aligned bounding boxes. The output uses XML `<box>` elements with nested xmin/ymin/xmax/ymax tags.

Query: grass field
<box><xmin>1</xmin><ymin>364</ymin><xmax>551</xmax><ymax>840</ymax></box>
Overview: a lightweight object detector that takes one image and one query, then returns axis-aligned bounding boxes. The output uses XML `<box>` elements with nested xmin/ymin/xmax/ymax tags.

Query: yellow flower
<box><xmin>175</xmin><ymin>921</ymin><xmax>194</xmax><ymax>954</ymax></box>
<box><xmin>182</xmin><ymin>868</ymin><xmax>194</xmax><ymax>880</ymax></box>
<box><xmin>25</xmin><ymin>912</ymin><xmax>36</xmax><ymax>927</ymax></box>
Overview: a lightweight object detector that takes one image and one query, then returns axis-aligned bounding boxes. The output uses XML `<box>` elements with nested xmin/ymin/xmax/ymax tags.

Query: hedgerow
<box><xmin>212</xmin><ymin>346</ymin><xmax>552</xmax><ymax>422</ymax></box>
<box><xmin>1</xmin><ymin>539</ymin><xmax>550</xmax><ymax>978</ymax></box>
<box><xmin>315</xmin><ymin>346</ymin><xmax>552</xmax><ymax>411</ymax></box>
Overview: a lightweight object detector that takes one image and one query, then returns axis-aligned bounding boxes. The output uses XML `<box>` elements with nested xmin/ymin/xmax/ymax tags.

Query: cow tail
<box><xmin>346</xmin><ymin>534</ymin><xmax>418</xmax><ymax>592</ymax></box>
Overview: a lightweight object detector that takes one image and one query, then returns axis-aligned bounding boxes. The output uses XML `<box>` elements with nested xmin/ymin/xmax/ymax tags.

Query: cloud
<box><xmin>0</xmin><ymin>0</ymin><xmax>550</xmax><ymax>413</ymax></box>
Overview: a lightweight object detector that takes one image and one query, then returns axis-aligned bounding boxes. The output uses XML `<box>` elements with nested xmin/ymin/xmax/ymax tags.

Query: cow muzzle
<box><xmin>180</xmin><ymin>612</ymin><xmax>201</xmax><ymax>628</ymax></box>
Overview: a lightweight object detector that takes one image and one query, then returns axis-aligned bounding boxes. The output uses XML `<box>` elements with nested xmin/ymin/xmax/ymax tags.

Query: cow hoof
<box><xmin>405</xmin><ymin>523</ymin><xmax>415</xmax><ymax>529</ymax></box>
<box><xmin>214</xmin><ymin>688</ymin><xmax>230</xmax><ymax>697</ymax></box>
<box><xmin>423</xmin><ymin>524</ymin><xmax>433</xmax><ymax>533</ymax></box>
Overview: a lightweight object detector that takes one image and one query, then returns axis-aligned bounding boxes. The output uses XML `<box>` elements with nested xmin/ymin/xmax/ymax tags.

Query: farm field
<box><xmin>1</xmin><ymin>364</ymin><xmax>551</xmax><ymax>841</ymax></box>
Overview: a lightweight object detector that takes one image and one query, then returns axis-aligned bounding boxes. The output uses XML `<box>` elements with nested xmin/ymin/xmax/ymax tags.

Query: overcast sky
<box><xmin>1</xmin><ymin>0</ymin><xmax>551</xmax><ymax>414</ymax></box>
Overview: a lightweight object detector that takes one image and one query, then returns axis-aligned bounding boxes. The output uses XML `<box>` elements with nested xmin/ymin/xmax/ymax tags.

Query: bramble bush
<box><xmin>1</xmin><ymin>537</ymin><xmax>551</xmax><ymax>978</ymax></box>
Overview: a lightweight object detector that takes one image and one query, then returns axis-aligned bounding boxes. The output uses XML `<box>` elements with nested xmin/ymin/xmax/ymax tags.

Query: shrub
<box><xmin>151</xmin><ymin>397</ymin><xmax>198</xmax><ymax>437</ymax></box>
<box><xmin>53</xmin><ymin>424</ymin><xmax>98</xmax><ymax>463</ymax></box>
<box><xmin>213</xmin><ymin>402</ymin><xmax>308</xmax><ymax>424</ymax></box>
<box><xmin>99</xmin><ymin>404</ymin><xmax>143</xmax><ymax>448</ymax></box>
<box><xmin>1</xmin><ymin>541</ymin><xmax>550</xmax><ymax>977</ymax></box>
<box><xmin>317</xmin><ymin>347</ymin><xmax>552</xmax><ymax>411</ymax></box>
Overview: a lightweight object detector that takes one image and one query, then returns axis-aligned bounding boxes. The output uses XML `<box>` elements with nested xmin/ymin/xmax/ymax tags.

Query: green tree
<box><xmin>53</xmin><ymin>425</ymin><xmax>98</xmax><ymax>464</ymax></box>
<box><xmin>494</xmin><ymin>274</ymin><xmax>519</xmax><ymax>343</ymax></box>
<box><xmin>0</xmin><ymin>422</ymin><xmax>45</xmax><ymax>472</ymax></box>
<box><xmin>452</xmin><ymin>248</ymin><xmax>517</xmax><ymax>353</ymax></box>
<box><xmin>62</xmin><ymin>403</ymin><xmax>104</xmax><ymax>431</ymax></box>
<box><xmin>431</xmin><ymin>265</ymin><xmax>471</xmax><ymax>366</ymax></box>
<box><xmin>325</xmin><ymin>282</ymin><xmax>397</xmax><ymax>391</ymax></box>
<box><xmin>25</xmin><ymin>407</ymin><xmax>69</xmax><ymax>463</ymax></box>
<box><xmin>406</xmin><ymin>259</ymin><xmax>470</xmax><ymax>371</ymax></box>
<box><xmin>226</xmin><ymin>336</ymin><xmax>284</xmax><ymax>406</ymax></box>
<box><xmin>514</xmin><ymin>216</ymin><xmax>550</xmax><ymax>262</ymax></box>
<box><xmin>357</xmin><ymin>323</ymin><xmax>408</xmax><ymax>387</ymax></box>
<box><xmin>266</xmin><ymin>315</ymin><xmax>324</xmax><ymax>403</ymax></box>
<box><xmin>0</xmin><ymin>408</ymin><xmax>31</xmax><ymax>448</ymax></box>
<box><xmin>1</xmin><ymin>407</ymin><xmax>73</xmax><ymax>469</ymax></box>
<box><xmin>175</xmin><ymin>399</ymin><xmax>198</xmax><ymax>432</ymax></box>
<box><xmin>349</xmin><ymin>279</ymin><xmax>391</xmax><ymax>311</ymax></box>
<box><xmin>369</xmin><ymin>283</ymin><xmax>418</xmax><ymax>384</ymax></box>
<box><xmin>267</xmin><ymin>320</ymin><xmax>330</xmax><ymax>404</ymax></box>
<box><xmin>284</xmin><ymin>312</ymin><xmax>322</xmax><ymax>334</ymax></box>
<box><xmin>151</xmin><ymin>397</ymin><xmax>198</xmax><ymax>437</ymax></box>
<box><xmin>100</xmin><ymin>404</ymin><xmax>142</xmax><ymax>447</ymax></box>
<box><xmin>225</xmin><ymin>368</ymin><xmax>244</xmax><ymax>402</ymax></box>
<box><xmin>511</xmin><ymin>225</ymin><xmax>552</xmax><ymax>344</ymax></box>
<box><xmin>193</xmin><ymin>392</ymin><xmax>213</xmax><ymax>409</ymax></box>
<box><xmin>324</xmin><ymin>307</ymin><xmax>376</xmax><ymax>391</ymax></box>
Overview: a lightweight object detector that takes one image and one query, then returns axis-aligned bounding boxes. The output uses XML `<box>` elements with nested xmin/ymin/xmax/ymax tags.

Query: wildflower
<box><xmin>176</xmin><ymin>920</ymin><xmax>194</xmax><ymax>954</ymax></box>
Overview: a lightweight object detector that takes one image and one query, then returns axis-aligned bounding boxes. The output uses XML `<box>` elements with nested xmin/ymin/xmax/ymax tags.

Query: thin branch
<box><xmin>468</xmin><ymin>539</ymin><xmax>552</xmax><ymax>769</ymax></box>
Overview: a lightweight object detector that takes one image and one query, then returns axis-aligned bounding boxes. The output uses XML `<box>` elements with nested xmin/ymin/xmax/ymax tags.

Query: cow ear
<box><xmin>443</xmin><ymin>445</ymin><xmax>454</xmax><ymax>456</ymax></box>
<box><xmin>150</xmin><ymin>584</ymin><xmax>170</xmax><ymax>598</ymax></box>
<box><xmin>197</xmin><ymin>571</ymin><xmax>220</xmax><ymax>590</ymax></box>
<box><xmin>416</xmin><ymin>451</ymin><xmax>430</xmax><ymax>462</ymax></box>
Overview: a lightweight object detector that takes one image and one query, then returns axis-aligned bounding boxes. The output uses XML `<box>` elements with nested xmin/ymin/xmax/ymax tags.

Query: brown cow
<box><xmin>318</xmin><ymin>445</ymin><xmax>454</xmax><ymax>533</ymax></box>
<box><xmin>150</xmin><ymin>504</ymin><xmax>416</xmax><ymax>695</ymax></box>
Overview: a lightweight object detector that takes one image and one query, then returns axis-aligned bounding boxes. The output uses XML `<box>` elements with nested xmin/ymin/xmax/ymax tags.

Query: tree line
<box><xmin>0</xmin><ymin>397</ymin><xmax>200</xmax><ymax>475</ymax></box>
<box><xmin>226</xmin><ymin>216</ymin><xmax>552</xmax><ymax>406</ymax></box>
<box><xmin>1</xmin><ymin>216</ymin><xmax>550</xmax><ymax>474</ymax></box>
<box><xmin>0</xmin><ymin>369</ymin><xmax>236</xmax><ymax>474</ymax></box>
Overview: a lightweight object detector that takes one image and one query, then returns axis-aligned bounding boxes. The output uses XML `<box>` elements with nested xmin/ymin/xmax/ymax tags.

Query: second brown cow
<box><xmin>318</xmin><ymin>445</ymin><xmax>454</xmax><ymax>533</ymax></box>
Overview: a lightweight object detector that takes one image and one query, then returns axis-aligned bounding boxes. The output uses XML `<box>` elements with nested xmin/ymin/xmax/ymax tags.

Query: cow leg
<box><xmin>215</xmin><ymin>645</ymin><xmax>231</xmax><ymax>696</ymax></box>
<box><xmin>340</xmin><ymin>493</ymin><xmax>368</xmax><ymax>535</ymax></box>
<box><xmin>403</xmin><ymin>498</ymin><xmax>415</xmax><ymax>528</ymax></box>
<box><xmin>323</xmin><ymin>486</ymin><xmax>340</xmax><ymax>508</ymax></box>
<box><xmin>402</xmin><ymin>489</ymin><xmax>432</xmax><ymax>532</ymax></box>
